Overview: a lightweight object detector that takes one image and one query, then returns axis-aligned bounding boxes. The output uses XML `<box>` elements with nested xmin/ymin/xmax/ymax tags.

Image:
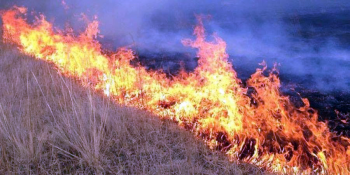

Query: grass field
<box><xmin>0</xmin><ymin>38</ymin><xmax>267</xmax><ymax>174</ymax></box>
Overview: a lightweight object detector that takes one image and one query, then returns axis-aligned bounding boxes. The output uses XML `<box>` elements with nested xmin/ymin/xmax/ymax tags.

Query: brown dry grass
<box><xmin>0</xmin><ymin>41</ymin><xmax>268</xmax><ymax>174</ymax></box>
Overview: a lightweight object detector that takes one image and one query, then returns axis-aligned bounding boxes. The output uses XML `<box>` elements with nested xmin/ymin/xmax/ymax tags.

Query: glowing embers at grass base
<box><xmin>2</xmin><ymin>6</ymin><xmax>350</xmax><ymax>174</ymax></box>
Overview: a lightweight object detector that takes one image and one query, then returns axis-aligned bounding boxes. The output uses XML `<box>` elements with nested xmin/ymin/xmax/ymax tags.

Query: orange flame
<box><xmin>2</xmin><ymin>7</ymin><xmax>350</xmax><ymax>174</ymax></box>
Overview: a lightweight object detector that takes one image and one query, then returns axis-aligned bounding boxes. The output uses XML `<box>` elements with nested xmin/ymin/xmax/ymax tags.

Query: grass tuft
<box><xmin>0</xmin><ymin>41</ymin><xmax>267</xmax><ymax>174</ymax></box>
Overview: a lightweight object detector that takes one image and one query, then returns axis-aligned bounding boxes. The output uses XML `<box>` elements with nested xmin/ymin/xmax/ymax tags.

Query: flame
<box><xmin>2</xmin><ymin>7</ymin><xmax>350</xmax><ymax>174</ymax></box>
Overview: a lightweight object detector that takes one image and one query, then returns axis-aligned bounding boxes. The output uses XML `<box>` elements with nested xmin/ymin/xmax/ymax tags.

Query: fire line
<box><xmin>1</xmin><ymin>7</ymin><xmax>350</xmax><ymax>174</ymax></box>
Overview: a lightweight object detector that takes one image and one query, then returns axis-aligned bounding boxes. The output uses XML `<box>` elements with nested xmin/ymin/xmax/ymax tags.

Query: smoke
<box><xmin>1</xmin><ymin>0</ymin><xmax>350</xmax><ymax>92</ymax></box>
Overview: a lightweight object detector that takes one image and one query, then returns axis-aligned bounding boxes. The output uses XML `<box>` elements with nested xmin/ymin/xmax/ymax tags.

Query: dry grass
<box><xmin>0</xmin><ymin>41</ymin><xmax>267</xmax><ymax>174</ymax></box>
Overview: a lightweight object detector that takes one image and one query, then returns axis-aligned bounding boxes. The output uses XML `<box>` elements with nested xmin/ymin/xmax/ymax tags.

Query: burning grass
<box><xmin>1</xmin><ymin>6</ymin><xmax>350</xmax><ymax>174</ymax></box>
<box><xmin>0</xmin><ymin>41</ymin><xmax>265</xmax><ymax>174</ymax></box>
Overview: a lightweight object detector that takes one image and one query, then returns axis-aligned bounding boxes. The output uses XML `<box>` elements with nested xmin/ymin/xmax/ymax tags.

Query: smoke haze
<box><xmin>1</xmin><ymin>0</ymin><xmax>350</xmax><ymax>91</ymax></box>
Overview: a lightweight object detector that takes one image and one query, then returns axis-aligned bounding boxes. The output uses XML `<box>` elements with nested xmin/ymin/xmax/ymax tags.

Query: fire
<box><xmin>2</xmin><ymin>7</ymin><xmax>350</xmax><ymax>174</ymax></box>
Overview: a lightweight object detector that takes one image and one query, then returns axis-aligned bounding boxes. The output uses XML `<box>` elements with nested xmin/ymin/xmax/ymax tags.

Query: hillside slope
<box><xmin>0</xmin><ymin>41</ymin><xmax>266</xmax><ymax>174</ymax></box>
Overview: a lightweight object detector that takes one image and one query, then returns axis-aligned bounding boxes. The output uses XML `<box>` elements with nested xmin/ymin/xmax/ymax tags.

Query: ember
<box><xmin>2</xmin><ymin>7</ymin><xmax>350</xmax><ymax>174</ymax></box>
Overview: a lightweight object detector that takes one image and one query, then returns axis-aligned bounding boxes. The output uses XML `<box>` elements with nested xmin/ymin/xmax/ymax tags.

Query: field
<box><xmin>0</xmin><ymin>39</ymin><xmax>266</xmax><ymax>174</ymax></box>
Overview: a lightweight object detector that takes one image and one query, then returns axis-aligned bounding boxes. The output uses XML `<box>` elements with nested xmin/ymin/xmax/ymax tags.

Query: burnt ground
<box><xmin>134</xmin><ymin>53</ymin><xmax>350</xmax><ymax>137</ymax></box>
<box><xmin>280</xmin><ymin>74</ymin><xmax>350</xmax><ymax>136</ymax></box>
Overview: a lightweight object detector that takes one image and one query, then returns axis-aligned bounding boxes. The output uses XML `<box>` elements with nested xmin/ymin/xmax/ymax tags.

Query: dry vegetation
<box><xmin>0</xmin><ymin>40</ymin><xmax>268</xmax><ymax>174</ymax></box>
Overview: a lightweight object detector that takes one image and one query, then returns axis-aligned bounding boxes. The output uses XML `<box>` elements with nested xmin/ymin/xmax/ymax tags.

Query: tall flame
<box><xmin>2</xmin><ymin>7</ymin><xmax>350</xmax><ymax>174</ymax></box>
